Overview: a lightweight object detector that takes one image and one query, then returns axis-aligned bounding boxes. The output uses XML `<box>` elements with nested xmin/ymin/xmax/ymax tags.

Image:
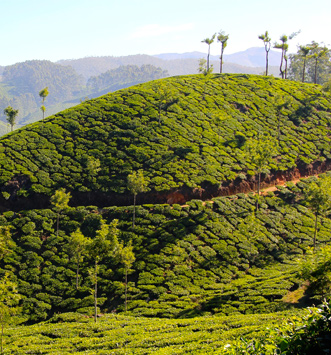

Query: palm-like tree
<box><xmin>274</xmin><ymin>35</ymin><xmax>289</xmax><ymax>79</ymax></box>
<box><xmin>258</xmin><ymin>31</ymin><xmax>271</xmax><ymax>76</ymax></box>
<box><xmin>298</xmin><ymin>45</ymin><xmax>311</xmax><ymax>82</ymax></box>
<box><xmin>39</xmin><ymin>87</ymin><xmax>49</xmax><ymax>120</ymax></box>
<box><xmin>274</xmin><ymin>31</ymin><xmax>300</xmax><ymax>79</ymax></box>
<box><xmin>201</xmin><ymin>34</ymin><xmax>216</xmax><ymax>72</ymax></box>
<box><xmin>217</xmin><ymin>30</ymin><xmax>229</xmax><ymax>74</ymax></box>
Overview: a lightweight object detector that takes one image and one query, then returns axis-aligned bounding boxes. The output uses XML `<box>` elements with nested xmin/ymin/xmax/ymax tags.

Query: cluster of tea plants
<box><xmin>0</xmin><ymin>74</ymin><xmax>330</xmax><ymax>208</ymax></box>
<box><xmin>2</xmin><ymin>309</ymin><xmax>299</xmax><ymax>354</ymax></box>
<box><xmin>0</xmin><ymin>177</ymin><xmax>328</xmax><ymax>321</ymax></box>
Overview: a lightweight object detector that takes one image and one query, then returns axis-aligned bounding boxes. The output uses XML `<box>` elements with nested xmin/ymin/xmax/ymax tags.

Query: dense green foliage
<box><xmin>0</xmin><ymin>74</ymin><xmax>330</xmax><ymax>206</ymax></box>
<box><xmin>87</xmin><ymin>64</ymin><xmax>169</xmax><ymax>95</ymax></box>
<box><xmin>224</xmin><ymin>301</ymin><xmax>331</xmax><ymax>354</ymax></box>
<box><xmin>0</xmin><ymin>176</ymin><xmax>329</xmax><ymax>321</ymax></box>
<box><xmin>289</xmin><ymin>42</ymin><xmax>331</xmax><ymax>85</ymax></box>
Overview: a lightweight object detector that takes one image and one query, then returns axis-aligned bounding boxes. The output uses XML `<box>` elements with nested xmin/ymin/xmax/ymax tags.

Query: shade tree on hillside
<box><xmin>127</xmin><ymin>170</ymin><xmax>148</xmax><ymax>228</ymax></box>
<box><xmin>311</xmin><ymin>45</ymin><xmax>329</xmax><ymax>84</ymax></box>
<box><xmin>87</xmin><ymin>219</ymin><xmax>120</xmax><ymax>322</ymax></box>
<box><xmin>217</xmin><ymin>30</ymin><xmax>229</xmax><ymax>74</ymax></box>
<box><xmin>289</xmin><ymin>42</ymin><xmax>331</xmax><ymax>84</ymax></box>
<box><xmin>66</xmin><ymin>228</ymin><xmax>91</xmax><ymax>289</ymax></box>
<box><xmin>39</xmin><ymin>87</ymin><xmax>49</xmax><ymax>120</ymax></box>
<box><xmin>3</xmin><ymin>106</ymin><xmax>19</xmax><ymax>132</ymax></box>
<box><xmin>245</xmin><ymin>135</ymin><xmax>278</xmax><ymax>210</ymax></box>
<box><xmin>201</xmin><ymin>34</ymin><xmax>216</xmax><ymax>72</ymax></box>
<box><xmin>258</xmin><ymin>31</ymin><xmax>271</xmax><ymax>76</ymax></box>
<box><xmin>304</xmin><ymin>174</ymin><xmax>331</xmax><ymax>251</ymax></box>
<box><xmin>298</xmin><ymin>45</ymin><xmax>311</xmax><ymax>82</ymax></box>
<box><xmin>50</xmin><ymin>188</ymin><xmax>71</xmax><ymax>237</ymax></box>
<box><xmin>274</xmin><ymin>31</ymin><xmax>300</xmax><ymax>79</ymax></box>
<box><xmin>118</xmin><ymin>241</ymin><xmax>135</xmax><ymax>312</ymax></box>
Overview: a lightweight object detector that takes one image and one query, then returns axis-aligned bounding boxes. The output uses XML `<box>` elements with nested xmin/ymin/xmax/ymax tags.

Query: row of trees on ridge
<box><xmin>201</xmin><ymin>30</ymin><xmax>330</xmax><ymax>84</ymax></box>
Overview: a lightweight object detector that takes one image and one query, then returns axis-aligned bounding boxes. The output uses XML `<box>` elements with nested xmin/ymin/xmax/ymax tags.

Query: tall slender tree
<box><xmin>311</xmin><ymin>45</ymin><xmax>329</xmax><ymax>84</ymax></box>
<box><xmin>298</xmin><ymin>45</ymin><xmax>311</xmax><ymax>82</ymax></box>
<box><xmin>274</xmin><ymin>31</ymin><xmax>299</xmax><ymax>79</ymax></box>
<box><xmin>118</xmin><ymin>241</ymin><xmax>135</xmax><ymax>312</ymax></box>
<box><xmin>39</xmin><ymin>87</ymin><xmax>49</xmax><ymax>120</ymax></box>
<box><xmin>258</xmin><ymin>31</ymin><xmax>271</xmax><ymax>76</ymax></box>
<box><xmin>88</xmin><ymin>219</ymin><xmax>119</xmax><ymax>322</ymax></box>
<box><xmin>67</xmin><ymin>228</ymin><xmax>90</xmax><ymax>289</ymax></box>
<box><xmin>50</xmin><ymin>188</ymin><xmax>71</xmax><ymax>237</ymax></box>
<box><xmin>245</xmin><ymin>135</ymin><xmax>278</xmax><ymax>210</ymax></box>
<box><xmin>3</xmin><ymin>106</ymin><xmax>19</xmax><ymax>132</ymax></box>
<box><xmin>304</xmin><ymin>175</ymin><xmax>331</xmax><ymax>251</ymax></box>
<box><xmin>217</xmin><ymin>30</ymin><xmax>229</xmax><ymax>74</ymax></box>
<box><xmin>127</xmin><ymin>170</ymin><xmax>148</xmax><ymax>228</ymax></box>
<box><xmin>201</xmin><ymin>34</ymin><xmax>216</xmax><ymax>72</ymax></box>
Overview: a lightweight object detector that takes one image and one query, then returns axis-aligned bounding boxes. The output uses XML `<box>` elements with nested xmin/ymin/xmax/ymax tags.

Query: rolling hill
<box><xmin>0</xmin><ymin>74</ymin><xmax>330</xmax><ymax>212</ymax></box>
<box><xmin>1</xmin><ymin>73</ymin><xmax>331</xmax><ymax>332</ymax></box>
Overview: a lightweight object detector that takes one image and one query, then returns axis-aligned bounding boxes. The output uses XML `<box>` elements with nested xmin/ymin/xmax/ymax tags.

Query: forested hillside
<box><xmin>0</xmin><ymin>62</ymin><xmax>171</xmax><ymax>131</ymax></box>
<box><xmin>86</xmin><ymin>64</ymin><xmax>169</xmax><ymax>98</ymax></box>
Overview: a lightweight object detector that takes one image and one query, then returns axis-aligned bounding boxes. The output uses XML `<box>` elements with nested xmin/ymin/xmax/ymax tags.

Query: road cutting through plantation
<box><xmin>180</xmin><ymin>176</ymin><xmax>318</xmax><ymax>208</ymax></box>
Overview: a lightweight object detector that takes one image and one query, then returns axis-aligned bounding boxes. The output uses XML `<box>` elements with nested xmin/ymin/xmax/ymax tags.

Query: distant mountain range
<box><xmin>57</xmin><ymin>47</ymin><xmax>280</xmax><ymax>79</ymax></box>
<box><xmin>154</xmin><ymin>47</ymin><xmax>282</xmax><ymax>68</ymax></box>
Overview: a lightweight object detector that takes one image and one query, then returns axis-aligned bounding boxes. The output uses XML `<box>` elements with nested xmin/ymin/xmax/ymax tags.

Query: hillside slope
<box><xmin>0</xmin><ymin>74</ymin><xmax>331</xmax><ymax>212</ymax></box>
<box><xmin>0</xmin><ymin>177</ymin><xmax>328</xmax><ymax>321</ymax></box>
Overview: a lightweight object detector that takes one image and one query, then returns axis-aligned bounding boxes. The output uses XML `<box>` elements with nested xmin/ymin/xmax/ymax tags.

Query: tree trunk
<box><xmin>265</xmin><ymin>48</ymin><xmax>269</xmax><ymax>76</ymax></box>
<box><xmin>94</xmin><ymin>260</ymin><xmax>98</xmax><ymax>323</ymax></box>
<box><xmin>279</xmin><ymin>51</ymin><xmax>284</xmax><ymax>79</ymax></box>
<box><xmin>220</xmin><ymin>48</ymin><xmax>224</xmax><ymax>74</ymax></box>
<box><xmin>313</xmin><ymin>213</ymin><xmax>318</xmax><ymax>252</ymax></box>
<box><xmin>207</xmin><ymin>45</ymin><xmax>210</xmax><ymax>71</ymax></box>
<box><xmin>132</xmin><ymin>194</ymin><xmax>136</xmax><ymax>228</ymax></box>
<box><xmin>302</xmin><ymin>58</ymin><xmax>306</xmax><ymax>82</ymax></box>
<box><xmin>314</xmin><ymin>58</ymin><xmax>318</xmax><ymax>84</ymax></box>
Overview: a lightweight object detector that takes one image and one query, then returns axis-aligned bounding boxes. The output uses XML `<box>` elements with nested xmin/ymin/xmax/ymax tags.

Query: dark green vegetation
<box><xmin>1</xmin><ymin>74</ymin><xmax>331</xmax><ymax>210</ymax></box>
<box><xmin>0</xmin><ymin>176</ymin><xmax>330</xmax><ymax>322</ymax></box>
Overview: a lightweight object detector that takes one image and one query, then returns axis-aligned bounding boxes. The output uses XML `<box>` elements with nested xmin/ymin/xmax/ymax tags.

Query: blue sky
<box><xmin>0</xmin><ymin>0</ymin><xmax>330</xmax><ymax>66</ymax></box>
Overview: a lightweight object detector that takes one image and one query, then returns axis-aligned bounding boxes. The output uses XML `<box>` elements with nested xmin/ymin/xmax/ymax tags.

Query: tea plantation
<box><xmin>1</xmin><ymin>74</ymin><xmax>331</xmax><ymax>353</ymax></box>
<box><xmin>0</xmin><ymin>74</ymin><xmax>331</xmax><ymax>210</ymax></box>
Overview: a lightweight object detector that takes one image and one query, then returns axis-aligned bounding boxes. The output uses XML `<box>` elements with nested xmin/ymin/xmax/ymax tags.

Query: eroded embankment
<box><xmin>0</xmin><ymin>159</ymin><xmax>329</xmax><ymax>213</ymax></box>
